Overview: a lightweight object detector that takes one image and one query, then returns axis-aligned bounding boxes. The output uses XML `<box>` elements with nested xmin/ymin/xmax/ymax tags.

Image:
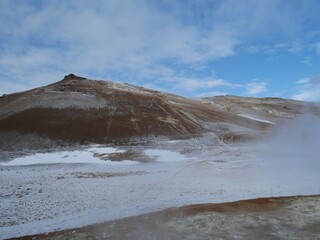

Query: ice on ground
<box><xmin>0</xmin><ymin>147</ymin><xmax>139</xmax><ymax>166</ymax></box>
<box><xmin>238</xmin><ymin>114</ymin><xmax>276</xmax><ymax>124</ymax></box>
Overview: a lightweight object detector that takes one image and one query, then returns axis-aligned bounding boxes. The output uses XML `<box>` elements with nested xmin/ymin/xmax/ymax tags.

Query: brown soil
<box><xmin>9</xmin><ymin>195</ymin><xmax>320</xmax><ymax>240</ymax></box>
<box><xmin>0</xmin><ymin>74</ymin><xmax>277</xmax><ymax>151</ymax></box>
<box><xmin>201</xmin><ymin>95</ymin><xmax>303</xmax><ymax>117</ymax></box>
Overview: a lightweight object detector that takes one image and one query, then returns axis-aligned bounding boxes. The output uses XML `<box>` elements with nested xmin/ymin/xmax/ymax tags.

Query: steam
<box><xmin>256</xmin><ymin>111</ymin><xmax>320</xmax><ymax>177</ymax></box>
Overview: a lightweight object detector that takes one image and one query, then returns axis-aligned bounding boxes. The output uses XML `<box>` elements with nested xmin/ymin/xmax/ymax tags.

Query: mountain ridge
<box><xmin>0</xmin><ymin>74</ymin><xmax>310</xmax><ymax>155</ymax></box>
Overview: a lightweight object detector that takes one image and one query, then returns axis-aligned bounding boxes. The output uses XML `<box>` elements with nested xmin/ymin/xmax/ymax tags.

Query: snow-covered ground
<box><xmin>1</xmin><ymin>140</ymin><xmax>319</xmax><ymax>239</ymax></box>
<box><xmin>0</xmin><ymin>147</ymin><xmax>130</xmax><ymax>166</ymax></box>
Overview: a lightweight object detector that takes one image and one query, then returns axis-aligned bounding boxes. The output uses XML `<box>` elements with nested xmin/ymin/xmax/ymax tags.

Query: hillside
<box><xmin>1</xmin><ymin>75</ymin><xmax>320</xmax><ymax>240</ymax></box>
<box><xmin>0</xmin><ymin>74</ymin><xmax>312</xmax><ymax>154</ymax></box>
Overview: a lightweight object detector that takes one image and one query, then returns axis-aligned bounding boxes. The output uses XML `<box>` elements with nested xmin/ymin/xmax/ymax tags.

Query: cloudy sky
<box><xmin>0</xmin><ymin>0</ymin><xmax>320</xmax><ymax>101</ymax></box>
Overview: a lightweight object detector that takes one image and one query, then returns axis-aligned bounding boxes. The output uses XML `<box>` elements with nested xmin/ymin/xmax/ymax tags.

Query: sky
<box><xmin>0</xmin><ymin>0</ymin><xmax>320</xmax><ymax>101</ymax></box>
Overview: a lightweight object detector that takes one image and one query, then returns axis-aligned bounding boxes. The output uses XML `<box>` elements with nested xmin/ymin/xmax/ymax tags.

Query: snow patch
<box><xmin>238</xmin><ymin>114</ymin><xmax>275</xmax><ymax>124</ymax></box>
<box><xmin>167</xmin><ymin>100</ymin><xmax>189</xmax><ymax>106</ymax></box>
<box><xmin>144</xmin><ymin>149</ymin><xmax>190</xmax><ymax>162</ymax></box>
<box><xmin>110</xmin><ymin>82</ymin><xmax>152</xmax><ymax>96</ymax></box>
<box><xmin>0</xmin><ymin>147</ymin><xmax>139</xmax><ymax>166</ymax></box>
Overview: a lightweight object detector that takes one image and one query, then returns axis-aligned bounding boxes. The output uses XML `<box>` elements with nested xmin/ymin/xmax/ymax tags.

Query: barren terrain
<box><xmin>1</xmin><ymin>74</ymin><xmax>319</xmax><ymax>239</ymax></box>
<box><xmin>0</xmin><ymin>74</ymin><xmax>302</xmax><ymax>154</ymax></box>
<box><xmin>10</xmin><ymin>195</ymin><xmax>320</xmax><ymax>240</ymax></box>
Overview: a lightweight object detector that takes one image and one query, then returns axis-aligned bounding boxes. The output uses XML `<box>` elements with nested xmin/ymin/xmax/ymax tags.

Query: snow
<box><xmin>0</xmin><ymin>147</ymin><xmax>138</xmax><ymax>166</ymax></box>
<box><xmin>110</xmin><ymin>82</ymin><xmax>152</xmax><ymax>96</ymax></box>
<box><xmin>167</xmin><ymin>100</ymin><xmax>189</xmax><ymax>106</ymax></box>
<box><xmin>144</xmin><ymin>149</ymin><xmax>191</xmax><ymax>162</ymax></box>
<box><xmin>0</xmin><ymin>147</ymin><xmax>191</xmax><ymax>167</ymax></box>
<box><xmin>238</xmin><ymin>114</ymin><xmax>276</xmax><ymax>124</ymax></box>
<box><xmin>0</xmin><ymin>143</ymin><xmax>319</xmax><ymax>239</ymax></box>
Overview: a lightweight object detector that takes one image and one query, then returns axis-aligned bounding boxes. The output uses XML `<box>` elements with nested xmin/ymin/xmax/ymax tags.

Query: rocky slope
<box><xmin>1</xmin><ymin>75</ymin><xmax>320</xmax><ymax>239</ymax></box>
<box><xmin>0</xmin><ymin>74</ymin><xmax>314</xmax><ymax>153</ymax></box>
<box><xmin>201</xmin><ymin>95</ymin><xmax>303</xmax><ymax>122</ymax></box>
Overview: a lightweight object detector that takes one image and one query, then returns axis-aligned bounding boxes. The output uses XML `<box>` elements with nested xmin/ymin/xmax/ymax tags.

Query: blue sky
<box><xmin>0</xmin><ymin>0</ymin><xmax>320</xmax><ymax>101</ymax></box>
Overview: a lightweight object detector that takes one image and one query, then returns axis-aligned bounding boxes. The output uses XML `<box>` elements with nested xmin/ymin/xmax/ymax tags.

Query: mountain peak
<box><xmin>63</xmin><ymin>74</ymin><xmax>87</xmax><ymax>81</ymax></box>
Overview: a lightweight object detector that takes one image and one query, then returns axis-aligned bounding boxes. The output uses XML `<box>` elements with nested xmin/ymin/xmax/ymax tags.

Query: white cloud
<box><xmin>0</xmin><ymin>0</ymin><xmax>241</xmax><ymax>93</ymax></box>
<box><xmin>297</xmin><ymin>78</ymin><xmax>310</xmax><ymax>84</ymax></box>
<box><xmin>302</xmin><ymin>56</ymin><xmax>312</xmax><ymax>67</ymax></box>
<box><xmin>174</xmin><ymin>78</ymin><xmax>236</xmax><ymax>92</ymax></box>
<box><xmin>315</xmin><ymin>42</ymin><xmax>320</xmax><ymax>55</ymax></box>
<box><xmin>245</xmin><ymin>40</ymin><xmax>319</xmax><ymax>57</ymax></box>
<box><xmin>0</xmin><ymin>0</ymin><xmax>319</xmax><ymax>95</ymax></box>
<box><xmin>288</xmin><ymin>40</ymin><xmax>305</xmax><ymax>54</ymax></box>
<box><xmin>0</xmin><ymin>81</ymin><xmax>34</xmax><ymax>96</ymax></box>
<box><xmin>246</xmin><ymin>81</ymin><xmax>267</xmax><ymax>95</ymax></box>
<box><xmin>293</xmin><ymin>76</ymin><xmax>320</xmax><ymax>102</ymax></box>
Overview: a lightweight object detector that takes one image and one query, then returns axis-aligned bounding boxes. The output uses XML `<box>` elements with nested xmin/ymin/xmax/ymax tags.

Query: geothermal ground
<box><xmin>1</xmin><ymin>75</ymin><xmax>320</xmax><ymax>239</ymax></box>
<box><xmin>1</xmin><ymin>133</ymin><xmax>320</xmax><ymax>239</ymax></box>
<box><xmin>12</xmin><ymin>195</ymin><xmax>320</xmax><ymax>240</ymax></box>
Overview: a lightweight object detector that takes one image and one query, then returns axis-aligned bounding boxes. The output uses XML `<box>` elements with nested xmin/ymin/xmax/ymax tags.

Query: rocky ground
<box><xmin>1</xmin><ymin>136</ymin><xmax>320</xmax><ymax>239</ymax></box>
<box><xmin>0</xmin><ymin>74</ymin><xmax>311</xmax><ymax>155</ymax></box>
<box><xmin>1</xmin><ymin>74</ymin><xmax>320</xmax><ymax>239</ymax></box>
<box><xmin>9</xmin><ymin>195</ymin><xmax>320</xmax><ymax>240</ymax></box>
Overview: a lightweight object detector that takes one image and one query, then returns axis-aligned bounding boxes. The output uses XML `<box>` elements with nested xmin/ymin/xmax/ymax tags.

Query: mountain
<box><xmin>1</xmin><ymin>74</ymin><xmax>319</xmax><ymax>240</ymax></box>
<box><xmin>0</xmin><ymin>74</ymin><xmax>308</xmax><ymax>153</ymax></box>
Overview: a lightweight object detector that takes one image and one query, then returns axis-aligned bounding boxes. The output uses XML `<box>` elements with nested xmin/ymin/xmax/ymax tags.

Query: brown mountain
<box><xmin>0</xmin><ymin>74</ymin><xmax>306</xmax><ymax>152</ymax></box>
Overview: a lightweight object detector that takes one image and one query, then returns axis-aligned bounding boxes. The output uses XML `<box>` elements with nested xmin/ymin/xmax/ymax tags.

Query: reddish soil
<box><xmin>0</xmin><ymin>74</ymin><xmax>273</xmax><ymax>148</ymax></box>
